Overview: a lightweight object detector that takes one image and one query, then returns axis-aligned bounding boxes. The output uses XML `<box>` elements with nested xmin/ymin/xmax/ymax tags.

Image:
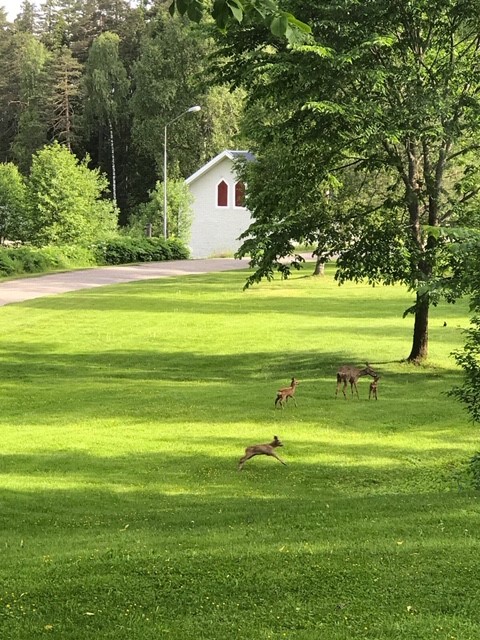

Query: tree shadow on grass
<box><xmin>0</xmin><ymin>344</ymin><xmax>464</xmax><ymax>437</ymax></box>
<box><xmin>12</xmin><ymin>268</ymin><xmax>426</xmax><ymax>319</ymax></box>
<box><xmin>0</xmin><ymin>344</ymin><xmax>465</xmax><ymax>430</ymax></box>
<box><xmin>0</xmin><ymin>343</ymin><xmax>462</xmax><ymax>382</ymax></box>
<box><xmin>0</xmin><ymin>438</ymin><xmax>472</xmax><ymax>500</ymax></box>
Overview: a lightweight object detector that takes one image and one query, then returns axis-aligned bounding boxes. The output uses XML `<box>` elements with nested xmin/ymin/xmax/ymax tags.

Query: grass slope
<box><xmin>0</xmin><ymin>264</ymin><xmax>479</xmax><ymax>640</ymax></box>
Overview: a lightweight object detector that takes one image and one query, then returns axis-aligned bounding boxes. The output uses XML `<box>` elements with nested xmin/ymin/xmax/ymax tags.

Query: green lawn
<box><xmin>0</xmin><ymin>264</ymin><xmax>479</xmax><ymax>639</ymax></box>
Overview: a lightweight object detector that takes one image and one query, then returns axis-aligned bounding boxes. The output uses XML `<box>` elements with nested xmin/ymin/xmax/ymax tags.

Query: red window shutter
<box><xmin>235</xmin><ymin>181</ymin><xmax>245</xmax><ymax>207</ymax></box>
<box><xmin>217</xmin><ymin>180</ymin><xmax>228</xmax><ymax>206</ymax></box>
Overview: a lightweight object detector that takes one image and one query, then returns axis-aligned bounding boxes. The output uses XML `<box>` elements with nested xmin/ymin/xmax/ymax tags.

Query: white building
<box><xmin>185</xmin><ymin>150</ymin><xmax>254</xmax><ymax>258</ymax></box>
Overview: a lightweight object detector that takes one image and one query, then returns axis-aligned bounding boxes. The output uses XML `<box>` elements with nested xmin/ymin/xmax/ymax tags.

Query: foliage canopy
<box><xmin>26</xmin><ymin>141</ymin><xmax>118</xmax><ymax>246</ymax></box>
<box><xmin>224</xmin><ymin>0</ymin><xmax>480</xmax><ymax>361</ymax></box>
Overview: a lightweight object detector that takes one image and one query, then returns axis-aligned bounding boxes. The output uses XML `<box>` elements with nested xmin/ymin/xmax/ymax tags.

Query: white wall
<box><xmin>188</xmin><ymin>156</ymin><xmax>251</xmax><ymax>258</ymax></box>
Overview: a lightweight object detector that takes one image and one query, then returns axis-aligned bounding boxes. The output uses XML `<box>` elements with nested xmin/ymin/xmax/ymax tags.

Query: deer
<box><xmin>238</xmin><ymin>435</ymin><xmax>286</xmax><ymax>471</ymax></box>
<box><xmin>335</xmin><ymin>364</ymin><xmax>377</xmax><ymax>399</ymax></box>
<box><xmin>275</xmin><ymin>378</ymin><xmax>299</xmax><ymax>409</ymax></box>
<box><xmin>369</xmin><ymin>376</ymin><xmax>380</xmax><ymax>400</ymax></box>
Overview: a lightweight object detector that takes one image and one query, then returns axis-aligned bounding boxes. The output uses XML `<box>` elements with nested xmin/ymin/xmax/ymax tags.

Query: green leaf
<box><xmin>212</xmin><ymin>0</ymin><xmax>231</xmax><ymax>29</ymax></box>
<box><xmin>303</xmin><ymin>101</ymin><xmax>346</xmax><ymax>115</ymax></box>
<box><xmin>176</xmin><ymin>0</ymin><xmax>189</xmax><ymax>15</ymax></box>
<box><xmin>284</xmin><ymin>12</ymin><xmax>311</xmax><ymax>34</ymax></box>
<box><xmin>270</xmin><ymin>14</ymin><xmax>288</xmax><ymax>38</ymax></box>
<box><xmin>187</xmin><ymin>0</ymin><xmax>204</xmax><ymax>22</ymax></box>
<box><xmin>226</xmin><ymin>0</ymin><xmax>243</xmax><ymax>23</ymax></box>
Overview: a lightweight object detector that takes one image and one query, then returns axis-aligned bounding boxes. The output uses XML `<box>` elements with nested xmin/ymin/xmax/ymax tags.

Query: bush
<box><xmin>93</xmin><ymin>237</ymin><xmax>189</xmax><ymax>265</ymax></box>
<box><xmin>0</xmin><ymin>238</ymin><xmax>189</xmax><ymax>279</ymax></box>
<box><xmin>0</xmin><ymin>252</ymin><xmax>16</xmax><ymax>276</ymax></box>
<box><xmin>450</xmin><ymin>315</ymin><xmax>480</xmax><ymax>423</ymax></box>
<box><xmin>6</xmin><ymin>246</ymin><xmax>51</xmax><ymax>273</ymax></box>
<box><xmin>0</xmin><ymin>244</ymin><xmax>98</xmax><ymax>277</ymax></box>
<box><xmin>26</xmin><ymin>142</ymin><xmax>118</xmax><ymax>246</ymax></box>
<box><xmin>125</xmin><ymin>179</ymin><xmax>193</xmax><ymax>243</ymax></box>
<box><xmin>469</xmin><ymin>452</ymin><xmax>480</xmax><ymax>489</ymax></box>
<box><xmin>39</xmin><ymin>245</ymin><xmax>98</xmax><ymax>269</ymax></box>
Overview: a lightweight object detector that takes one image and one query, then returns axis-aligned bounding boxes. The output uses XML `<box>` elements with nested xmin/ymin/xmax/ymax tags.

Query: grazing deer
<box><xmin>238</xmin><ymin>435</ymin><xmax>286</xmax><ymax>471</ymax></box>
<box><xmin>335</xmin><ymin>364</ymin><xmax>377</xmax><ymax>399</ymax></box>
<box><xmin>369</xmin><ymin>376</ymin><xmax>380</xmax><ymax>400</ymax></box>
<box><xmin>275</xmin><ymin>378</ymin><xmax>299</xmax><ymax>409</ymax></box>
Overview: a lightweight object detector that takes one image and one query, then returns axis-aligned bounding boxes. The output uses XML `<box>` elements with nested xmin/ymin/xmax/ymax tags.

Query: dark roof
<box><xmin>229</xmin><ymin>150</ymin><xmax>256</xmax><ymax>162</ymax></box>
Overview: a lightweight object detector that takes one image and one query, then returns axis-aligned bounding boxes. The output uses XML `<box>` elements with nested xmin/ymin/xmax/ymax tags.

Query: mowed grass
<box><xmin>0</xmin><ymin>263</ymin><xmax>479</xmax><ymax>640</ymax></box>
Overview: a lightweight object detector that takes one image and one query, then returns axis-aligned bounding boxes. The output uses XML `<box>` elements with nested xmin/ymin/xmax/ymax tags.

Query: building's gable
<box><xmin>185</xmin><ymin>150</ymin><xmax>253</xmax><ymax>187</ymax></box>
<box><xmin>186</xmin><ymin>151</ymin><xmax>252</xmax><ymax>258</ymax></box>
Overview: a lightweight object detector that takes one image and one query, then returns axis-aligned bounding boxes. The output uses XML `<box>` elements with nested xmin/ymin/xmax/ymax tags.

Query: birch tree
<box><xmin>84</xmin><ymin>31</ymin><xmax>129</xmax><ymax>204</ymax></box>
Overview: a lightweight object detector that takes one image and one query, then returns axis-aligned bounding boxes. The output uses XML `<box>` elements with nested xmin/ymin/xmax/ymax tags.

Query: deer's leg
<box><xmin>238</xmin><ymin>451</ymin><xmax>260</xmax><ymax>470</ymax></box>
<box><xmin>342</xmin><ymin>381</ymin><xmax>348</xmax><ymax>399</ymax></box>
<box><xmin>352</xmin><ymin>381</ymin><xmax>359</xmax><ymax>399</ymax></box>
<box><xmin>285</xmin><ymin>394</ymin><xmax>296</xmax><ymax>407</ymax></box>
<box><xmin>270</xmin><ymin>452</ymin><xmax>287</xmax><ymax>466</ymax></box>
<box><xmin>335</xmin><ymin>376</ymin><xmax>343</xmax><ymax>398</ymax></box>
<box><xmin>238</xmin><ymin>454</ymin><xmax>251</xmax><ymax>470</ymax></box>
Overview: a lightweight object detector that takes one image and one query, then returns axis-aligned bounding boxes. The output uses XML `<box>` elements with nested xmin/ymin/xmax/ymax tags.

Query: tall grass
<box><xmin>0</xmin><ymin>264</ymin><xmax>478</xmax><ymax>639</ymax></box>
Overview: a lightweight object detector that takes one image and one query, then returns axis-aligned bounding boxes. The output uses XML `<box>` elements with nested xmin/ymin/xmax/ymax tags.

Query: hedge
<box><xmin>0</xmin><ymin>237</ymin><xmax>190</xmax><ymax>278</ymax></box>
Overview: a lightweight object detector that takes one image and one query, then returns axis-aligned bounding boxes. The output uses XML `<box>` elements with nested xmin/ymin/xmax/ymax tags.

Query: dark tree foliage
<box><xmin>450</xmin><ymin>316</ymin><xmax>480</xmax><ymax>424</ymax></box>
<box><xmin>0</xmin><ymin>0</ymin><xmax>245</xmax><ymax>223</ymax></box>
<box><xmin>216</xmin><ymin>0</ymin><xmax>480</xmax><ymax>362</ymax></box>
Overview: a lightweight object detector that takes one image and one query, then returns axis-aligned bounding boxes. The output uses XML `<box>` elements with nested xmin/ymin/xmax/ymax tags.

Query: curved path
<box><xmin>0</xmin><ymin>257</ymin><xmax>251</xmax><ymax>307</ymax></box>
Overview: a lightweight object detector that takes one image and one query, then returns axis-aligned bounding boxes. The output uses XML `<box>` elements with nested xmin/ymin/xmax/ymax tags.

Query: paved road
<box><xmin>0</xmin><ymin>257</ymin><xmax>251</xmax><ymax>307</ymax></box>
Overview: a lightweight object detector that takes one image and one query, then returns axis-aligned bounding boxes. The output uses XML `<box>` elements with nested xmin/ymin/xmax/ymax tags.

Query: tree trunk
<box><xmin>313</xmin><ymin>256</ymin><xmax>325</xmax><ymax>276</ymax></box>
<box><xmin>407</xmin><ymin>292</ymin><xmax>429</xmax><ymax>362</ymax></box>
<box><xmin>108</xmin><ymin>117</ymin><xmax>117</xmax><ymax>204</ymax></box>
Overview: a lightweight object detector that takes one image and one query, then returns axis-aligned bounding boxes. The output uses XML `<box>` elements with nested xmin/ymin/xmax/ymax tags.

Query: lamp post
<box><xmin>163</xmin><ymin>105</ymin><xmax>201</xmax><ymax>239</ymax></box>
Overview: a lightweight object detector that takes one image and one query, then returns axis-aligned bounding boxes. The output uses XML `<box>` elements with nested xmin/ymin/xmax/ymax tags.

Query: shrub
<box><xmin>40</xmin><ymin>245</ymin><xmax>98</xmax><ymax>269</ymax></box>
<box><xmin>0</xmin><ymin>238</ymin><xmax>189</xmax><ymax>279</ymax></box>
<box><xmin>0</xmin><ymin>244</ymin><xmax>98</xmax><ymax>277</ymax></box>
<box><xmin>93</xmin><ymin>237</ymin><xmax>189</xmax><ymax>265</ymax></box>
<box><xmin>469</xmin><ymin>452</ymin><xmax>480</xmax><ymax>489</ymax></box>
<box><xmin>450</xmin><ymin>315</ymin><xmax>480</xmax><ymax>423</ymax></box>
<box><xmin>0</xmin><ymin>163</ymin><xmax>27</xmax><ymax>241</ymax></box>
<box><xmin>6</xmin><ymin>246</ymin><xmax>51</xmax><ymax>273</ymax></box>
<box><xmin>26</xmin><ymin>142</ymin><xmax>118</xmax><ymax>246</ymax></box>
<box><xmin>0</xmin><ymin>251</ymin><xmax>16</xmax><ymax>276</ymax></box>
<box><xmin>125</xmin><ymin>180</ymin><xmax>193</xmax><ymax>243</ymax></box>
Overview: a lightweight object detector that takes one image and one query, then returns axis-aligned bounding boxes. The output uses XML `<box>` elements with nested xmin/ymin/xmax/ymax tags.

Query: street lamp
<box><xmin>163</xmin><ymin>105</ymin><xmax>201</xmax><ymax>239</ymax></box>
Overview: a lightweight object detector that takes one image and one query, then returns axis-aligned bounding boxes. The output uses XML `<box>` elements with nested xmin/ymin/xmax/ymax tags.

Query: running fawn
<box><xmin>335</xmin><ymin>364</ymin><xmax>377</xmax><ymax>399</ymax></box>
<box><xmin>369</xmin><ymin>376</ymin><xmax>380</xmax><ymax>400</ymax></box>
<box><xmin>275</xmin><ymin>378</ymin><xmax>299</xmax><ymax>409</ymax></box>
<box><xmin>238</xmin><ymin>435</ymin><xmax>286</xmax><ymax>471</ymax></box>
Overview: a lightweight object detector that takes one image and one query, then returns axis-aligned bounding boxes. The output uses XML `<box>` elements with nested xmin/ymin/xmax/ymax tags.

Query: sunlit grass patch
<box><xmin>0</xmin><ymin>263</ymin><xmax>479</xmax><ymax>639</ymax></box>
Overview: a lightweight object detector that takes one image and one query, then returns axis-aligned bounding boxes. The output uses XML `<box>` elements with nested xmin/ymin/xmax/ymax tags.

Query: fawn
<box><xmin>275</xmin><ymin>378</ymin><xmax>299</xmax><ymax>408</ymax></box>
<box><xmin>335</xmin><ymin>364</ymin><xmax>377</xmax><ymax>399</ymax></box>
<box><xmin>369</xmin><ymin>376</ymin><xmax>380</xmax><ymax>400</ymax></box>
<box><xmin>238</xmin><ymin>435</ymin><xmax>286</xmax><ymax>471</ymax></box>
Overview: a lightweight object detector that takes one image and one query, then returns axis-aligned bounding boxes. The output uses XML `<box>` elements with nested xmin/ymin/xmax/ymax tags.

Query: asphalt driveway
<box><xmin>0</xmin><ymin>257</ymin><xmax>251</xmax><ymax>307</ymax></box>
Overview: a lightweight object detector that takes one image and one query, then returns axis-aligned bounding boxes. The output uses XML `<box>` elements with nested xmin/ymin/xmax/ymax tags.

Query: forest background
<box><xmin>0</xmin><ymin>0</ymin><xmax>246</xmax><ymax>227</ymax></box>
